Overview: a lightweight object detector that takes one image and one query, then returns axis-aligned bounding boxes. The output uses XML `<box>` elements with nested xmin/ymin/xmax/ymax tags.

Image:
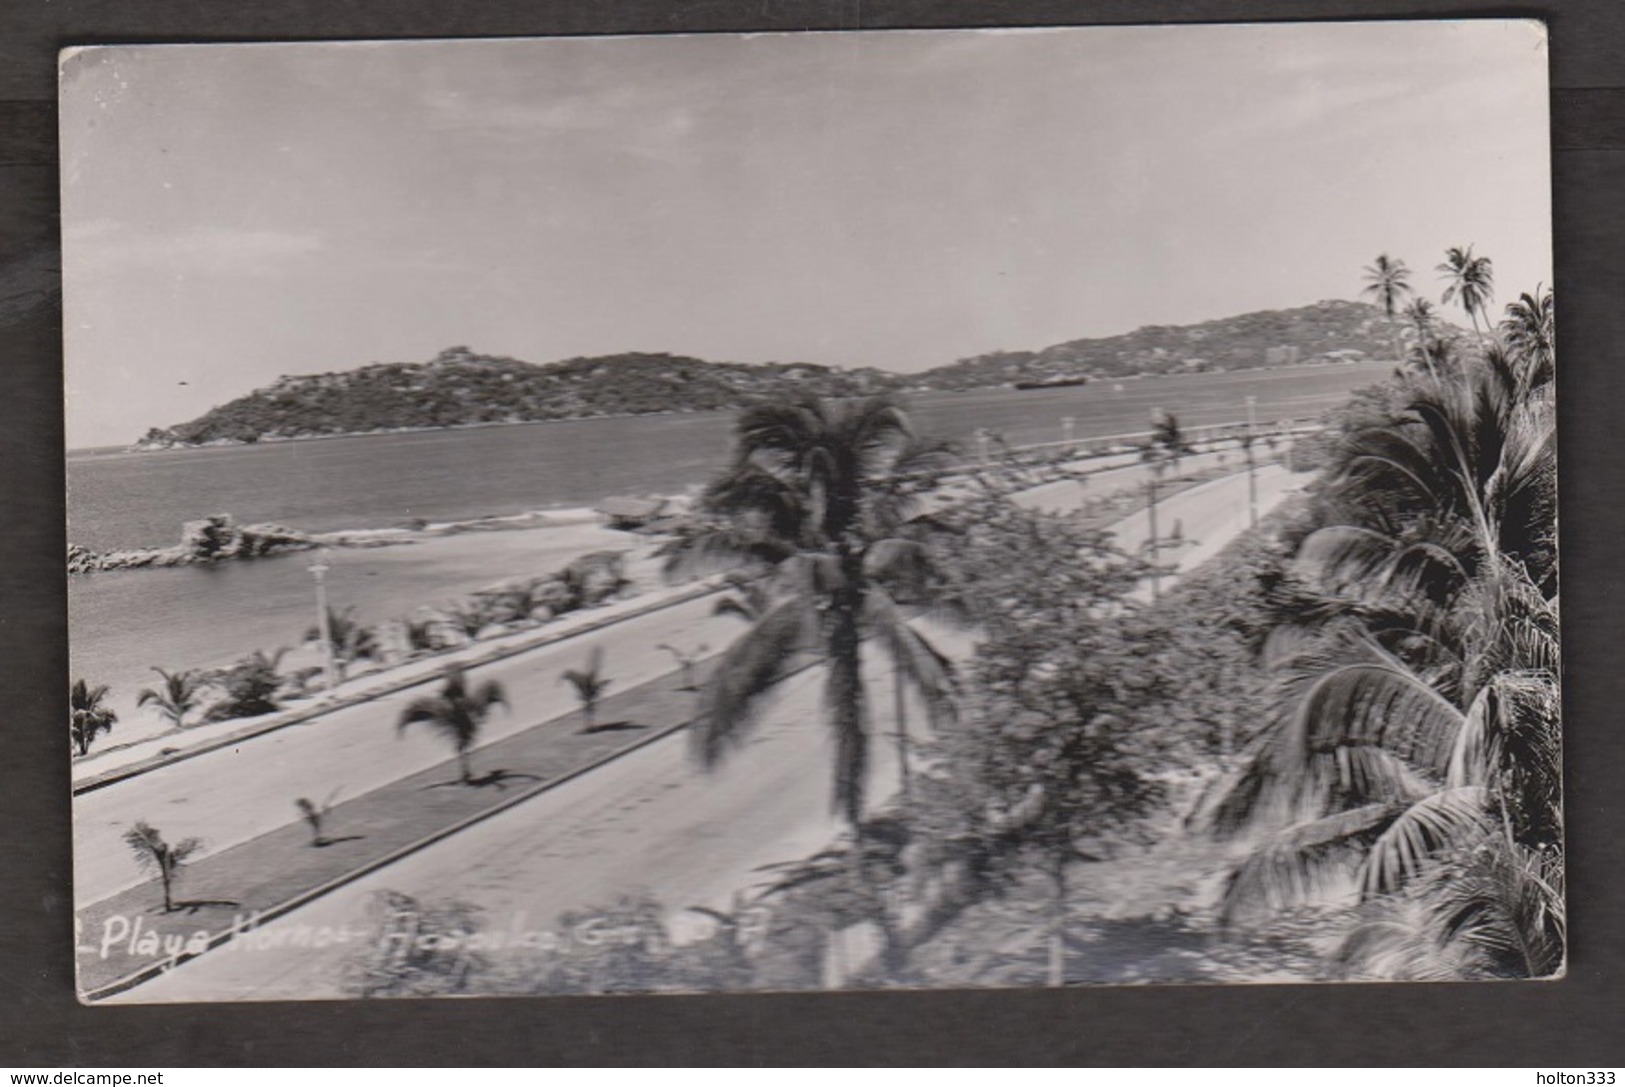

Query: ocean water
<box><xmin>67</xmin><ymin>362</ymin><xmax>1392</xmax><ymax>738</ymax></box>
<box><xmin>67</xmin><ymin>362</ymin><xmax>1391</xmax><ymax>552</ymax></box>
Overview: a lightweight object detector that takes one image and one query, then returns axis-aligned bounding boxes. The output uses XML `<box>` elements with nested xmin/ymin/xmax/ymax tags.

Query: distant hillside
<box><xmin>134</xmin><ymin>349</ymin><xmax>903</xmax><ymax>449</ymax></box>
<box><xmin>134</xmin><ymin>300</ymin><xmax>1454</xmax><ymax>449</ymax></box>
<box><xmin>910</xmin><ymin>299</ymin><xmax>1425</xmax><ymax>390</ymax></box>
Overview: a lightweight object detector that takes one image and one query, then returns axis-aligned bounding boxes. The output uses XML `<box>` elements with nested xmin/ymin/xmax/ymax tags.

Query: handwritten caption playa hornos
<box><xmin>78</xmin><ymin>903</ymin><xmax>776</xmax><ymax>974</ymax></box>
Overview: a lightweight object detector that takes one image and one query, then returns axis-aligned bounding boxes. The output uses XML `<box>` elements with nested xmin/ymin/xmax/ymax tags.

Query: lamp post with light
<box><xmin>309</xmin><ymin>549</ymin><xmax>338</xmax><ymax>691</ymax></box>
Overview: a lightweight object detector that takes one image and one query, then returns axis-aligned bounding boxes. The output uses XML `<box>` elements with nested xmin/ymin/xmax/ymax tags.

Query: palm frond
<box><xmin>397</xmin><ymin>695</ymin><xmax>455</xmax><ymax>734</ymax></box>
<box><xmin>1221</xmin><ymin>803</ymin><xmax>1401</xmax><ymax>925</ymax></box>
<box><xmin>692</xmin><ymin>597</ymin><xmax>816</xmax><ymax>768</ymax></box>
<box><xmin>1359</xmin><ymin>786</ymin><xmax>1492</xmax><ymax>897</ymax></box>
<box><xmin>864</xmin><ymin>588</ymin><xmax>957</xmax><ymax>725</ymax></box>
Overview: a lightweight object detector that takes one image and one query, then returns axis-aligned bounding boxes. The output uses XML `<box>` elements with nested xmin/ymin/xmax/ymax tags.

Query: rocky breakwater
<box><xmin>68</xmin><ymin>513</ymin><xmax>320</xmax><ymax>574</ymax></box>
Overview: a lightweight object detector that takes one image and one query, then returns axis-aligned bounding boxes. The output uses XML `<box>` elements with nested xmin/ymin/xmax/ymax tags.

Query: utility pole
<box><xmin>309</xmin><ymin>548</ymin><xmax>339</xmax><ymax>691</ymax></box>
<box><xmin>1245</xmin><ymin>395</ymin><xmax>1259</xmax><ymax>529</ymax></box>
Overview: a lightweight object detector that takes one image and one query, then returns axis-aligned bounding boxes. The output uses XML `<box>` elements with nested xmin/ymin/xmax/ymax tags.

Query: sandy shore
<box><xmin>69</xmin><ymin>508</ymin><xmax>679</xmax><ymax>755</ymax></box>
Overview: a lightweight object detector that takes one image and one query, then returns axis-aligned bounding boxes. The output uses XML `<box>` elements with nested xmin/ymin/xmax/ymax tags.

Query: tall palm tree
<box><xmin>1500</xmin><ymin>285</ymin><xmax>1556</xmax><ymax>390</ymax></box>
<box><xmin>1437</xmin><ymin>245</ymin><xmax>1496</xmax><ymax>342</ymax></box>
<box><xmin>1139</xmin><ymin>412</ymin><xmax>1190</xmax><ymax>599</ymax></box>
<box><xmin>397</xmin><ymin>665</ymin><xmax>508</xmax><ymax>784</ymax></box>
<box><xmin>560</xmin><ymin>646</ymin><xmax>613</xmax><ymax>730</ymax></box>
<box><xmin>676</xmin><ymin>394</ymin><xmax>958</xmax><ymax>830</ymax></box>
<box><xmin>1206</xmin><ymin>347</ymin><xmax>1560</xmax><ymax>977</ymax></box>
<box><xmin>1362</xmin><ymin>253</ymin><xmax>1414</xmax><ymax>364</ymax></box>
<box><xmin>1400</xmin><ymin>297</ymin><xmax>1439</xmax><ymax>375</ymax></box>
<box><xmin>123</xmin><ymin>820</ymin><xmax>202</xmax><ymax>913</ymax></box>
<box><xmin>137</xmin><ymin>667</ymin><xmax>207</xmax><ymax>730</ymax></box>
<box><xmin>1403</xmin><ymin>296</ymin><xmax>1435</xmax><ymax>340</ymax></box>
<box><xmin>70</xmin><ymin>678</ymin><xmax>118</xmax><ymax>756</ymax></box>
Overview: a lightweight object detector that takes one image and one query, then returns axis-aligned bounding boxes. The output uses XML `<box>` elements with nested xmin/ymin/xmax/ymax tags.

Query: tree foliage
<box><xmin>70</xmin><ymin>678</ymin><xmax>117</xmax><ymax>756</ymax></box>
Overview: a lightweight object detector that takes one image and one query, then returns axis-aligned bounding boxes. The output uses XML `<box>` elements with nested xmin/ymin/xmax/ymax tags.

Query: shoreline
<box><xmin>69</xmin><ymin>357</ymin><xmax>1379</xmax><ymax>460</ymax></box>
<box><xmin>67</xmin><ymin>497</ymin><xmax>690</xmax><ymax>577</ymax></box>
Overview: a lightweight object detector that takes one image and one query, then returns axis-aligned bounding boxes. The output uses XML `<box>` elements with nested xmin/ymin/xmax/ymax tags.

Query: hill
<box><xmin>909</xmin><ymin>299</ymin><xmax>1419</xmax><ymax>390</ymax></box>
<box><xmin>133</xmin><ymin>300</ymin><xmax>1453</xmax><ymax>449</ymax></box>
<box><xmin>133</xmin><ymin>349</ymin><xmax>902</xmax><ymax>449</ymax></box>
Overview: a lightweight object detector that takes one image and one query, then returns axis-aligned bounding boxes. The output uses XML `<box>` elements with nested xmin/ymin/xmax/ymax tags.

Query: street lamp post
<box><xmin>309</xmin><ymin>549</ymin><xmax>339</xmax><ymax>691</ymax></box>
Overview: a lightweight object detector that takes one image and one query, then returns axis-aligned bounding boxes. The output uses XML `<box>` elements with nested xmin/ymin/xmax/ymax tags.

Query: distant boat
<box><xmin>1013</xmin><ymin>376</ymin><xmax>1089</xmax><ymax>390</ymax></box>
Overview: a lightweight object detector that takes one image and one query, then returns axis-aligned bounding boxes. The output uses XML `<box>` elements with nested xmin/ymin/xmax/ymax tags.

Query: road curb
<box><xmin>72</xmin><ymin>577</ymin><xmax>727</xmax><ymax>795</ymax></box>
<box><xmin>79</xmin><ymin>650</ymin><xmax>832</xmax><ymax>1003</ymax></box>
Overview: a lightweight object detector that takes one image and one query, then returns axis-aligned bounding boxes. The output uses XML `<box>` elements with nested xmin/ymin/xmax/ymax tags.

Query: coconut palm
<box><xmin>1403</xmin><ymin>296</ymin><xmax>1435</xmax><ymax>341</ymax></box>
<box><xmin>397</xmin><ymin>665</ymin><xmax>508</xmax><ymax>784</ymax></box>
<box><xmin>123</xmin><ymin>820</ymin><xmax>202</xmax><ymax>913</ymax></box>
<box><xmin>560</xmin><ymin>647</ymin><xmax>613</xmax><ymax>731</ymax></box>
<box><xmin>674</xmin><ymin>394</ymin><xmax>958</xmax><ymax>830</ymax></box>
<box><xmin>1362</xmin><ymin>253</ymin><xmax>1414</xmax><ymax>364</ymax></box>
<box><xmin>1139</xmin><ymin>412</ymin><xmax>1190</xmax><ymax>600</ymax></box>
<box><xmin>1437</xmin><ymin>245</ymin><xmax>1496</xmax><ymax>341</ymax></box>
<box><xmin>1500</xmin><ymin>285</ymin><xmax>1555</xmax><ymax>390</ymax></box>
<box><xmin>1206</xmin><ymin>337</ymin><xmax>1561</xmax><ymax>976</ymax></box>
<box><xmin>306</xmin><ymin>605</ymin><xmax>380</xmax><ymax>678</ymax></box>
<box><xmin>70</xmin><ymin>678</ymin><xmax>118</xmax><ymax>756</ymax></box>
<box><xmin>137</xmin><ymin>667</ymin><xmax>207</xmax><ymax>730</ymax></box>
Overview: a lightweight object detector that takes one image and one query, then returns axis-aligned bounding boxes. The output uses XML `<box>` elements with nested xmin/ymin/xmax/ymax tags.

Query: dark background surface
<box><xmin>2</xmin><ymin>0</ymin><xmax>1621</xmax><ymax>1067</ymax></box>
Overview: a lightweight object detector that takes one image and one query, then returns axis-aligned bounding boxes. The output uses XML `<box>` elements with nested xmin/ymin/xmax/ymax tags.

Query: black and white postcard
<box><xmin>62</xmin><ymin>21</ymin><xmax>1559</xmax><ymax>1003</ymax></box>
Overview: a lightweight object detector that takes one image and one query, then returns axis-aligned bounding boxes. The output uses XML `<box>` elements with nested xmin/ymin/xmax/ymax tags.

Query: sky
<box><xmin>59</xmin><ymin>21</ymin><xmax>1552</xmax><ymax>448</ymax></box>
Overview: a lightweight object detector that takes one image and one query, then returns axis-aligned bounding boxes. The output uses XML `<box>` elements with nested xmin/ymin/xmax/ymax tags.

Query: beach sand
<box><xmin>69</xmin><ymin>508</ymin><xmax>673</xmax><ymax>753</ymax></box>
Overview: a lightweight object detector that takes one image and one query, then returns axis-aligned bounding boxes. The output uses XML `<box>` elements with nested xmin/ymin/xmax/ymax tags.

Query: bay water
<box><xmin>68</xmin><ymin>362</ymin><xmax>1390</xmax><ymax>742</ymax></box>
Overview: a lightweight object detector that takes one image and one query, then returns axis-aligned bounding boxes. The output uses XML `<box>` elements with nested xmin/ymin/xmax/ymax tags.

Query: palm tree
<box><xmin>123</xmin><ymin>820</ymin><xmax>202</xmax><ymax>913</ymax></box>
<box><xmin>70</xmin><ymin>678</ymin><xmax>118</xmax><ymax>756</ymax></box>
<box><xmin>675</xmin><ymin>394</ymin><xmax>958</xmax><ymax>831</ymax></box>
<box><xmin>294</xmin><ymin>788</ymin><xmax>342</xmax><ymax>847</ymax></box>
<box><xmin>658</xmin><ymin>643</ymin><xmax>709</xmax><ymax>692</ymax></box>
<box><xmin>1401</xmin><ymin>297</ymin><xmax>1439</xmax><ymax>375</ymax></box>
<box><xmin>1403</xmin><ymin>296</ymin><xmax>1435</xmax><ymax>341</ymax></box>
<box><xmin>1437</xmin><ymin>245</ymin><xmax>1496</xmax><ymax>342</ymax></box>
<box><xmin>208</xmin><ymin>647</ymin><xmax>289</xmax><ymax>720</ymax></box>
<box><xmin>560</xmin><ymin>647</ymin><xmax>613</xmax><ymax>731</ymax></box>
<box><xmin>137</xmin><ymin>667</ymin><xmax>207</xmax><ymax>730</ymax></box>
<box><xmin>306</xmin><ymin>606</ymin><xmax>380</xmax><ymax>678</ymax></box>
<box><xmin>439</xmin><ymin>598</ymin><xmax>496</xmax><ymax>644</ymax></box>
<box><xmin>1139</xmin><ymin>412</ymin><xmax>1190</xmax><ymax>600</ymax></box>
<box><xmin>397</xmin><ymin>665</ymin><xmax>508</xmax><ymax>784</ymax></box>
<box><xmin>1362</xmin><ymin>253</ymin><xmax>1414</xmax><ymax>364</ymax></box>
<box><xmin>1206</xmin><ymin>345</ymin><xmax>1560</xmax><ymax>976</ymax></box>
<box><xmin>1500</xmin><ymin>285</ymin><xmax>1555</xmax><ymax>390</ymax></box>
<box><xmin>399</xmin><ymin>615</ymin><xmax>440</xmax><ymax>656</ymax></box>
